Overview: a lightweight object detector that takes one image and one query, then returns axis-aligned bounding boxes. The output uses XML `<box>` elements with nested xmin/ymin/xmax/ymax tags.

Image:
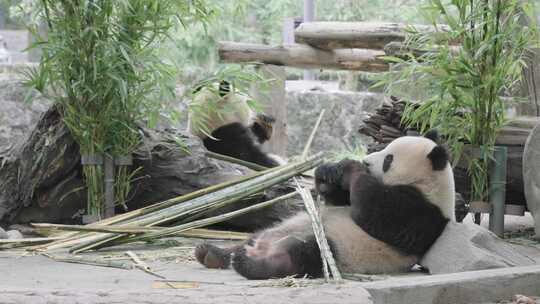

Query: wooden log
<box><xmin>294</xmin><ymin>22</ymin><xmax>448</xmax><ymax>50</ymax></box>
<box><xmin>384</xmin><ymin>41</ymin><xmax>461</xmax><ymax>59</ymax></box>
<box><xmin>218</xmin><ymin>41</ymin><xmax>388</xmax><ymax>72</ymax></box>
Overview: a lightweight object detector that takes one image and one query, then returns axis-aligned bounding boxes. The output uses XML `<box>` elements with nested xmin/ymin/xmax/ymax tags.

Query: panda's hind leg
<box><xmin>195</xmin><ymin>243</ymin><xmax>239</xmax><ymax>269</ymax></box>
<box><xmin>231</xmin><ymin>234</ymin><xmax>324</xmax><ymax>280</ymax></box>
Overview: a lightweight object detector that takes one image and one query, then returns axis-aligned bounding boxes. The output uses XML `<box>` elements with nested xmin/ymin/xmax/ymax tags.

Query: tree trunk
<box><xmin>218</xmin><ymin>41</ymin><xmax>388</xmax><ymax>72</ymax></box>
<box><xmin>0</xmin><ymin>106</ymin><xmax>302</xmax><ymax>231</ymax></box>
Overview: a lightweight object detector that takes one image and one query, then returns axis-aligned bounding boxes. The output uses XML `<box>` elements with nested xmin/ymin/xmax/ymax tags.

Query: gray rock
<box><xmin>0</xmin><ymin>73</ymin><xmax>50</xmax><ymax>156</ymax></box>
<box><xmin>523</xmin><ymin>122</ymin><xmax>540</xmax><ymax>238</ymax></box>
<box><xmin>421</xmin><ymin>221</ymin><xmax>537</xmax><ymax>274</ymax></box>
<box><xmin>6</xmin><ymin>229</ymin><xmax>23</xmax><ymax>239</ymax></box>
<box><xmin>0</xmin><ymin>226</ymin><xmax>7</xmax><ymax>239</ymax></box>
<box><xmin>286</xmin><ymin>90</ymin><xmax>384</xmax><ymax>156</ymax></box>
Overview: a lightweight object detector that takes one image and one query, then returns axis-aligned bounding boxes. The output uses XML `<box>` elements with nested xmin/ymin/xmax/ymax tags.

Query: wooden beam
<box><xmin>218</xmin><ymin>41</ymin><xmax>388</xmax><ymax>72</ymax></box>
<box><xmin>294</xmin><ymin>22</ymin><xmax>445</xmax><ymax>50</ymax></box>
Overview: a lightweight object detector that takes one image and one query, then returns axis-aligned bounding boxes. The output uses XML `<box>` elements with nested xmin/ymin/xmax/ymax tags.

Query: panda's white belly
<box><xmin>323</xmin><ymin>207</ymin><xmax>418</xmax><ymax>274</ymax></box>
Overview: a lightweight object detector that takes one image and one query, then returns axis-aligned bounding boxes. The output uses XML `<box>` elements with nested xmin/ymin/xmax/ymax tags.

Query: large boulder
<box><xmin>421</xmin><ymin>221</ymin><xmax>537</xmax><ymax>274</ymax></box>
<box><xmin>523</xmin><ymin>122</ymin><xmax>540</xmax><ymax>238</ymax></box>
<box><xmin>0</xmin><ymin>226</ymin><xmax>7</xmax><ymax>239</ymax></box>
<box><xmin>0</xmin><ymin>73</ymin><xmax>49</xmax><ymax>156</ymax></box>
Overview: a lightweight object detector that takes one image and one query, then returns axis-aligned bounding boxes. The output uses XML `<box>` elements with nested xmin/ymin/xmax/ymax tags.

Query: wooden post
<box><xmin>104</xmin><ymin>155</ymin><xmax>115</xmax><ymax>218</ymax></box>
<box><xmin>252</xmin><ymin>65</ymin><xmax>287</xmax><ymax>156</ymax></box>
<box><xmin>283</xmin><ymin>18</ymin><xmax>295</xmax><ymax>44</ymax></box>
<box><xmin>521</xmin><ymin>49</ymin><xmax>540</xmax><ymax>116</ymax></box>
<box><xmin>303</xmin><ymin>0</ymin><xmax>315</xmax><ymax>81</ymax></box>
<box><xmin>488</xmin><ymin>146</ymin><xmax>507</xmax><ymax>237</ymax></box>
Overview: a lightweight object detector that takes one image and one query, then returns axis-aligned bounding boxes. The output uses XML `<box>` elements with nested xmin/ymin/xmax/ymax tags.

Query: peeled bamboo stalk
<box><xmin>43</xmin><ymin>253</ymin><xmax>133</xmax><ymax>270</ymax></box>
<box><xmin>302</xmin><ymin>110</ymin><xmax>326</xmax><ymax>160</ymax></box>
<box><xmin>295</xmin><ymin>179</ymin><xmax>342</xmax><ymax>282</ymax></box>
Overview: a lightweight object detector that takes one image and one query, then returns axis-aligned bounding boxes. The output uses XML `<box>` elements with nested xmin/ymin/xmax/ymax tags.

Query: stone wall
<box><xmin>285</xmin><ymin>89</ymin><xmax>384</xmax><ymax>157</ymax></box>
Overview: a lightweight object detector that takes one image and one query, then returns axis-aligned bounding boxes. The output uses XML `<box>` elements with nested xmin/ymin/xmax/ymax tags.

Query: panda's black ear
<box><xmin>427</xmin><ymin>145</ymin><xmax>448</xmax><ymax>171</ymax></box>
<box><xmin>424</xmin><ymin>129</ymin><xmax>439</xmax><ymax>143</ymax></box>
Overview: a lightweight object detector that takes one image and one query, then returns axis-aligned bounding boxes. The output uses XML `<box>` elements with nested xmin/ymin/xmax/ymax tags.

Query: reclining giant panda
<box><xmin>187</xmin><ymin>81</ymin><xmax>285</xmax><ymax>167</ymax></box>
<box><xmin>195</xmin><ymin>132</ymin><xmax>455</xmax><ymax>279</ymax></box>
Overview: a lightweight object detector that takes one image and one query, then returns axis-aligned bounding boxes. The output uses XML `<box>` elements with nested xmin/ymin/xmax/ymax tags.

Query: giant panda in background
<box><xmin>195</xmin><ymin>132</ymin><xmax>455</xmax><ymax>279</ymax></box>
<box><xmin>187</xmin><ymin>81</ymin><xmax>285</xmax><ymax>168</ymax></box>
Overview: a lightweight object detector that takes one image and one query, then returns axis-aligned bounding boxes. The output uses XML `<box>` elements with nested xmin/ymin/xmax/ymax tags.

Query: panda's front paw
<box><xmin>315</xmin><ymin>162</ymin><xmax>342</xmax><ymax>186</ymax></box>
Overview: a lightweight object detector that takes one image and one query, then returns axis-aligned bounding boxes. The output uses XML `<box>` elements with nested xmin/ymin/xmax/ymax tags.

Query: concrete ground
<box><xmin>1</xmin><ymin>253</ymin><xmax>373</xmax><ymax>304</ymax></box>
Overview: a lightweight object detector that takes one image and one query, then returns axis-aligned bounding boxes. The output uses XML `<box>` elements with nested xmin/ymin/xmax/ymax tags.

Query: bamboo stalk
<box><xmin>295</xmin><ymin>180</ymin><xmax>342</xmax><ymax>282</ymax></box>
<box><xmin>69</xmin><ymin>154</ymin><xmax>322</xmax><ymax>253</ymax></box>
<box><xmin>32</xmin><ymin>223</ymin><xmax>159</xmax><ymax>234</ymax></box>
<box><xmin>205</xmin><ymin>151</ymin><xmax>313</xmax><ymax>185</ymax></box>
<box><xmin>32</xmin><ymin>224</ymin><xmax>248</xmax><ymax>240</ymax></box>
<box><xmin>121</xmin><ymin>191</ymin><xmax>299</xmax><ymax>243</ymax></box>
<box><xmin>205</xmin><ymin>151</ymin><xmax>268</xmax><ymax>171</ymax></box>
<box><xmin>32</xmin><ymin>224</ymin><xmax>249</xmax><ymax>241</ymax></box>
<box><xmin>0</xmin><ymin>237</ymin><xmax>63</xmax><ymax>249</ymax></box>
<box><xmin>302</xmin><ymin>110</ymin><xmax>326</xmax><ymax>160</ymax></box>
<box><xmin>35</xmin><ymin>169</ymin><xmax>268</xmax><ymax>252</ymax></box>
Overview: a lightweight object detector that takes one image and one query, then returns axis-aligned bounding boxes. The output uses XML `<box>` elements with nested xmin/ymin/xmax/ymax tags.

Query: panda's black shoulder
<box><xmin>350</xmin><ymin>175</ymin><xmax>448</xmax><ymax>256</ymax></box>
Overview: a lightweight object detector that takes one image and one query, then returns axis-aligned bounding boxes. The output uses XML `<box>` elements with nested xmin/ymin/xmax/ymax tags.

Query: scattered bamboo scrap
<box><xmin>253</xmin><ymin>276</ymin><xmax>326</xmax><ymax>288</ymax></box>
<box><xmin>126</xmin><ymin>250</ymin><xmax>166</xmax><ymax>279</ymax></box>
<box><xmin>42</xmin><ymin>253</ymin><xmax>133</xmax><ymax>270</ymax></box>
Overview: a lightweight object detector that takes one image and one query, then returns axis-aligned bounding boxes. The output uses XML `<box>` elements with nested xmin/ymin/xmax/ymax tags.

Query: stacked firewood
<box><xmin>358</xmin><ymin>97</ymin><xmax>420</xmax><ymax>152</ymax></box>
<box><xmin>360</xmin><ymin>97</ymin><xmax>536</xmax><ymax>149</ymax></box>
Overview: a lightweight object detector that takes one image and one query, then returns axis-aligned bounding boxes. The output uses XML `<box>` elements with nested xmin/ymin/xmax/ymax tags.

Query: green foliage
<box><xmin>25</xmin><ymin>0</ymin><xmax>211</xmax><ymax>219</ymax></box>
<box><xmin>379</xmin><ymin>0</ymin><xmax>538</xmax><ymax>201</ymax></box>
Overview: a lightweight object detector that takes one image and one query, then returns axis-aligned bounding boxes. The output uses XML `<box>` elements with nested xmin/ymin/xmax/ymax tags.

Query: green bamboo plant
<box><xmin>24</xmin><ymin>0</ymin><xmax>212</xmax><ymax>219</ymax></box>
<box><xmin>380</xmin><ymin>0</ymin><xmax>538</xmax><ymax>202</ymax></box>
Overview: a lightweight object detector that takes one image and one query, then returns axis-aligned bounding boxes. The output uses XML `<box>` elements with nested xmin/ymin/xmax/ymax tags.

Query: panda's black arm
<box><xmin>349</xmin><ymin>173</ymin><xmax>448</xmax><ymax>255</ymax></box>
<box><xmin>203</xmin><ymin>123</ymin><xmax>280</xmax><ymax>168</ymax></box>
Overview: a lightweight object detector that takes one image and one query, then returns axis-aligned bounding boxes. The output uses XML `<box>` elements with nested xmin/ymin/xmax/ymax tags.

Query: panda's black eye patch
<box><xmin>383</xmin><ymin>154</ymin><xmax>393</xmax><ymax>172</ymax></box>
